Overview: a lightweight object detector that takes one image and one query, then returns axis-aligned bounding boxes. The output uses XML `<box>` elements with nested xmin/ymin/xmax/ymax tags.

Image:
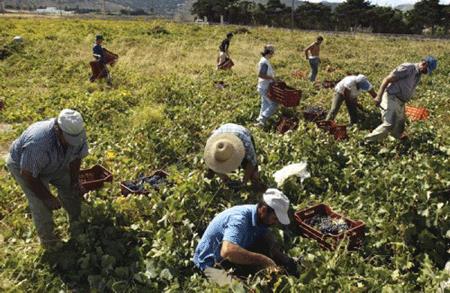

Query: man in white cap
<box><xmin>193</xmin><ymin>189</ymin><xmax>298</xmax><ymax>286</ymax></box>
<box><xmin>365</xmin><ymin>56</ymin><xmax>437</xmax><ymax>142</ymax></box>
<box><xmin>325</xmin><ymin>74</ymin><xmax>377</xmax><ymax>125</ymax></box>
<box><xmin>6</xmin><ymin>109</ymin><xmax>89</xmax><ymax>248</ymax></box>
<box><xmin>204</xmin><ymin>123</ymin><xmax>264</xmax><ymax>191</ymax></box>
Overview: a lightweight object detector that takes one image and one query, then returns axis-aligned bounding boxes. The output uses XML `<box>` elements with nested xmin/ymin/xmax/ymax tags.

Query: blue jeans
<box><xmin>257</xmin><ymin>88</ymin><xmax>279</xmax><ymax>124</ymax></box>
<box><xmin>308</xmin><ymin>58</ymin><xmax>320</xmax><ymax>82</ymax></box>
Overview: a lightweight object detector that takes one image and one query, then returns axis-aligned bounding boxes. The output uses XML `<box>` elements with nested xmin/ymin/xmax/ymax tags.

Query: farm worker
<box><xmin>193</xmin><ymin>189</ymin><xmax>299</xmax><ymax>286</ymax></box>
<box><xmin>256</xmin><ymin>44</ymin><xmax>278</xmax><ymax>127</ymax></box>
<box><xmin>6</xmin><ymin>109</ymin><xmax>89</xmax><ymax>248</ymax></box>
<box><xmin>217</xmin><ymin>32</ymin><xmax>233</xmax><ymax>69</ymax></box>
<box><xmin>90</xmin><ymin>34</ymin><xmax>112</xmax><ymax>86</ymax></box>
<box><xmin>204</xmin><ymin>123</ymin><xmax>265</xmax><ymax>191</ymax></box>
<box><xmin>365</xmin><ymin>56</ymin><xmax>437</xmax><ymax>142</ymax></box>
<box><xmin>304</xmin><ymin>35</ymin><xmax>323</xmax><ymax>82</ymax></box>
<box><xmin>325</xmin><ymin>74</ymin><xmax>377</xmax><ymax>125</ymax></box>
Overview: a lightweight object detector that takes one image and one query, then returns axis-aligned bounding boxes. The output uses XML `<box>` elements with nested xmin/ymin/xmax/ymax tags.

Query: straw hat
<box><xmin>204</xmin><ymin>133</ymin><xmax>245</xmax><ymax>174</ymax></box>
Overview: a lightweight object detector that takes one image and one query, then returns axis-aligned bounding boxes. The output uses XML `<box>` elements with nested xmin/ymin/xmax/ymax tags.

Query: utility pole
<box><xmin>291</xmin><ymin>0</ymin><xmax>295</xmax><ymax>30</ymax></box>
<box><xmin>102</xmin><ymin>0</ymin><xmax>106</xmax><ymax>15</ymax></box>
<box><xmin>0</xmin><ymin>0</ymin><xmax>5</xmax><ymax>13</ymax></box>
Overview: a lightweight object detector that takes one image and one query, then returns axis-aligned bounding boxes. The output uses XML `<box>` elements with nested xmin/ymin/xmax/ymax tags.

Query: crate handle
<box><xmin>303</xmin><ymin>210</ymin><xmax>315</xmax><ymax>216</ymax></box>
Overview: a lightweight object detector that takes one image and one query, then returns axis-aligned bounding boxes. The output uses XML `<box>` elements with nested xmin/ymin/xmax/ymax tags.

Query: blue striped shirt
<box><xmin>193</xmin><ymin>204</ymin><xmax>268</xmax><ymax>271</ymax></box>
<box><xmin>211</xmin><ymin>123</ymin><xmax>257</xmax><ymax>167</ymax></box>
<box><xmin>9</xmin><ymin>118</ymin><xmax>89</xmax><ymax>178</ymax></box>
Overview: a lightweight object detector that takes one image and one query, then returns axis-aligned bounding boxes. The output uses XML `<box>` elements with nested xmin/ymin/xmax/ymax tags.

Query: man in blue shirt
<box><xmin>193</xmin><ymin>189</ymin><xmax>298</xmax><ymax>285</ymax></box>
<box><xmin>6</xmin><ymin>109</ymin><xmax>89</xmax><ymax>248</ymax></box>
<box><xmin>90</xmin><ymin>35</ymin><xmax>112</xmax><ymax>86</ymax></box>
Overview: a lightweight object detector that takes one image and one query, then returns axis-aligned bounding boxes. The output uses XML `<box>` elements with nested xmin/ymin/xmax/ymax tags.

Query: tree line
<box><xmin>192</xmin><ymin>0</ymin><xmax>450</xmax><ymax>35</ymax></box>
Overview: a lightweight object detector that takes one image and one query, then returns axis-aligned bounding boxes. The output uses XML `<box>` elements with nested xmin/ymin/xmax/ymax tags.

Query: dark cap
<box><xmin>227</xmin><ymin>32</ymin><xmax>233</xmax><ymax>38</ymax></box>
<box><xmin>96</xmin><ymin>35</ymin><xmax>104</xmax><ymax>41</ymax></box>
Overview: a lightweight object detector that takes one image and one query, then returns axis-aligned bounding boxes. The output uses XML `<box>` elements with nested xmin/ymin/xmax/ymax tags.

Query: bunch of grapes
<box><xmin>305</xmin><ymin>215</ymin><xmax>349</xmax><ymax>235</ymax></box>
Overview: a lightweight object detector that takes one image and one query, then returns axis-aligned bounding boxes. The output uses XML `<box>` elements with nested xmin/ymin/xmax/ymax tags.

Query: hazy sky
<box><xmin>301</xmin><ymin>0</ymin><xmax>450</xmax><ymax>6</ymax></box>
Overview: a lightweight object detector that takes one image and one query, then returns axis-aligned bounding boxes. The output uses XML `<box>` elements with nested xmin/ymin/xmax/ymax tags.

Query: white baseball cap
<box><xmin>263</xmin><ymin>188</ymin><xmax>290</xmax><ymax>225</ymax></box>
<box><xmin>57</xmin><ymin>109</ymin><xmax>86</xmax><ymax>146</ymax></box>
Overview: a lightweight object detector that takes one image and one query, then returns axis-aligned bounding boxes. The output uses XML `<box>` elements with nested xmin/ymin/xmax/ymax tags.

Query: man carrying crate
<box><xmin>6</xmin><ymin>109</ymin><xmax>89</xmax><ymax>248</ymax></box>
<box><xmin>217</xmin><ymin>32</ymin><xmax>233</xmax><ymax>69</ymax></box>
<box><xmin>365</xmin><ymin>56</ymin><xmax>437</xmax><ymax>142</ymax></box>
<box><xmin>90</xmin><ymin>35</ymin><xmax>115</xmax><ymax>86</ymax></box>
<box><xmin>325</xmin><ymin>74</ymin><xmax>377</xmax><ymax>125</ymax></box>
<box><xmin>256</xmin><ymin>44</ymin><xmax>278</xmax><ymax>127</ymax></box>
<box><xmin>193</xmin><ymin>189</ymin><xmax>299</xmax><ymax>286</ymax></box>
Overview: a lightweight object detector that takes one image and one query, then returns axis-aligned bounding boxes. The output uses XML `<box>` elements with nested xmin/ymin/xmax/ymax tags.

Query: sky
<box><xmin>301</xmin><ymin>0</ymin><xmax>450</xmax><ymax>6</ymax></box>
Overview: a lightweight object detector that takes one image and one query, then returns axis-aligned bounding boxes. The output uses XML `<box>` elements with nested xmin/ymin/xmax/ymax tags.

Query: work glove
<box><xmin>284</xmin><ymin>257</ymin><xmax>300</xmax><ymax>278</ymax></box>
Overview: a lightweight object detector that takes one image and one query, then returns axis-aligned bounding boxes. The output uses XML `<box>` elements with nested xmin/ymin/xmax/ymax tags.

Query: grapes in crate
<box><xmin>305</xmin><ymin>215</ymin><xmax>349</xmax><ymax>235</ymax></box>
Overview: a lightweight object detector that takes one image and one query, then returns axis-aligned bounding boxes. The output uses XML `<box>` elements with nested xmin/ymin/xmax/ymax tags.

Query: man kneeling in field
<box><xmin>204</xmin><ymin>123</ymin><xmax>265</xmax><ymax>191</ymax></box>
<box><xmin>193</xmin><ymin>189</ymin><xmax>299</xmax><ymax>286</ymax></box>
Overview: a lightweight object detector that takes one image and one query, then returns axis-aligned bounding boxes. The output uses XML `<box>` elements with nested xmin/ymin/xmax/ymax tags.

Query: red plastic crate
<box><xmin>316</xmin><ymin>120</ymin><xmax>348</xmax><ymax>140</ymax></box>
<box><xmin>268</xmin><ymin>82</ymin><xmax>301</xmax><ymax>107</ymax></box>
<box><xmin>79</xmin><ymin>165</ymin><xmax>113</xmax><ymax>191</ymax></box>
<box><xmin>276</xmin><ymin>116</ymin><xmax>299</xmax><ymax>134</ymax></box>
<box><xmin>120</xmin><ymin>170</ymin><xmax>169</xmax><ymax>196</ymax></box>
<box><xmin>294</xmin><ymin>204</ymin><xmax>365</xmax><ymax>250</ymax></box>
<box><xmin>405</xmin><ymin>106</ymin><xmax>429</xmax><ymax>121</ymax></box>
<box><xmin>218</xmin><ymin>58</ymin><xmax>234</xmax><ymax>70</ymax></box>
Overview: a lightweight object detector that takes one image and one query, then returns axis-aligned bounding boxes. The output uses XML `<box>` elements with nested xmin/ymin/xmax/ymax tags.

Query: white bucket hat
<box><xmin>263</xmin><ymin>188</ymin><xmax>290</xmax><ymax>225</ymax></box>
<box><xmin>57</xmin><ymin>109</ymin><xmax>86</xmax><ymax>146</ymax></box>
<box><xmin>204</xmin><ymin>133</ymin><xmax>245</xmax><ymax>174</ymax></box>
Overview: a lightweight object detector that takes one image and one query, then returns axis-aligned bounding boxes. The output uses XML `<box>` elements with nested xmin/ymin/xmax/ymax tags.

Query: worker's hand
<box><xmin>261</xmin><ymin>255</ymin><xmax>277</xmax><ymax>268</ymax></box>
<box><xmin>43</xmin><ymin>196</ymin><xmax>62</xmax><ymax>210</ymax></box>
<box><xmin>374</xmin><ymin>96</ymin><xmax>382</xmax><ymax>107</ymax></box>
<box><xmin>284</xmin><ymin>257</ymin><xmax>300</xmax><ymax>277</ymax></box>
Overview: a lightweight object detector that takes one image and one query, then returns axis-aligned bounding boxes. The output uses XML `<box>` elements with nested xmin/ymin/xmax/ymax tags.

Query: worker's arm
<box><xmin>375</xmin><ymin>74</ymin><xmax>398</xmax><ymax>105</ymax></box>
<box><xmin>69</xmin><ymin>158</ymin><xmax>81</xmax><ymax>187</ymax></box>
<box><xmin>242</xmin><ymin>163</ymin><xmax>258</xmax><ymax>185</ymax></box>
<box><xmin>368</xmin><ymin>88</ymin><xmax>377</xmax><ymax>99</ymax></box>
<box><xmin>220</xmin><ymin>240</ymin><xmax>276</xmax><ymax>268</ymax></box>
<box><xmin>304</xmin><ymin>43</ymin><xmax>314</xmax><ymax>59</ymax></box>
<box><xmin>258</xmin><ymin>63</ymin><xmax>274</xmax><ymax>81</ymax></box>
<box><xmin>20</xmin><ymin>169</ymin><xmax>61</xmax><ymax>210</ymax></box>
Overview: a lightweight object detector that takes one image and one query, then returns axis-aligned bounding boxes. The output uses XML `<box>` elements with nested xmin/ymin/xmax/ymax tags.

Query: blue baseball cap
<box><xmin>424</xmin><ymin>56</ymin><xmax>437</xmax><ymax>75</ymax></box>
<box><xmin>356</xmin><ymin>74</ymin><xmax>372</xmax><ymax>91</ymax></box>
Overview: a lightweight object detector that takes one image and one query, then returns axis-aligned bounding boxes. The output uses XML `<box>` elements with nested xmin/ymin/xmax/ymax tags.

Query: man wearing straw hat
<box><xmin>204</xmin><ymin>123</ymin><xmax>264</xmax><ymax>191</ymax></box>
<box><xmin>365</xmin><ymin>56</ymin><xmax>437</xmax><ymax>142</ymax></box>
<box><xmin>6</xmin><ymin>109</ymin><xmax>89</xmax><ymax>248</ymax></box>
<box><xmin>325</xmin><ymin>74</ymin><xmax>377</xmax><ymax>125</ymax></box>
<box><xmin>193</xmin><ymin>189</ymin><xmax>299</xmax><ymax>286</ymax></box>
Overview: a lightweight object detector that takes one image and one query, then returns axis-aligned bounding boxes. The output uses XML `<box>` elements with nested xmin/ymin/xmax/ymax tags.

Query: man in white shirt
<box><xmin>325</xmin><ymin>74</ymin><xmax>377</xmax><ymax>125</ymax></box>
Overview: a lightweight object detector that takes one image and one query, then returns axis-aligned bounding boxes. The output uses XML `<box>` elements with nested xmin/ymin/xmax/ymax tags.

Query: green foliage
<box><xmin>0</xmin><ymin>17</ymin><xmax>449</xmax><ymax>292</ymax></box>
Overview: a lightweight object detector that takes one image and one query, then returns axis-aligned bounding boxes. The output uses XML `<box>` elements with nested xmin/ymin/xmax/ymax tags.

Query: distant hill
<box><xmin>3</xmin><ymin>0</ymin><xmax>407</xmax><ymax>16</ymax></box>
<box><xmin>395</xmin><ymin>4</ymin><xmax>414</xmax><ymax>12</ymax></box>
<box><xmin>3</xmin><ymin>0</ymin><xmax>185</xmax><ymax>16</ymax></box>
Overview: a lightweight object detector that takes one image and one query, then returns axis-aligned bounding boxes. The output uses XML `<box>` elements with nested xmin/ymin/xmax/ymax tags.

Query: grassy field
<box><xmin>0</xmin><ymin>17</ymin><xmax>449</xmax><ymax>292</ymax></box>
